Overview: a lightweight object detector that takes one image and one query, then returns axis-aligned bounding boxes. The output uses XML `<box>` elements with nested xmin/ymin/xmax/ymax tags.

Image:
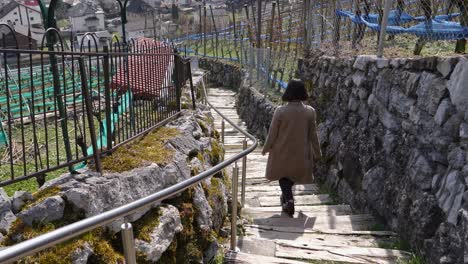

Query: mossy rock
<box><xmin>19</xmin><ymin>186</ymin><xmax>61</xmax><ymax>212</ymax></box>
<box><xmin>101</xmin><ymin>127</ymin><xmax>179</xmax><ymax>173</ymax></box>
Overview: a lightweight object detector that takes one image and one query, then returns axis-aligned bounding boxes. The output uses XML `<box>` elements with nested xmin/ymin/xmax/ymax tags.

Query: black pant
<box><xmin>279</xmin><ymin>178</ymin><xmax>294</xmax><ymax>202</ymax></box>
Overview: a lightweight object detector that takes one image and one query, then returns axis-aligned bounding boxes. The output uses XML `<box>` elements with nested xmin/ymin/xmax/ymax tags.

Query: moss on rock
<box><xmin>101</xmin><ymin>127</ymin><xmax>179</xmax><ymax>173</ymax></box>
<box><xmin>19</xmin><ymin>186</ymin><xmax>61</xmax><ymax>212</ymax></box>
<box><xmin>134</xmin><ymin>208</ymin><xmax>162</xmax><ymax>243</ymax></box>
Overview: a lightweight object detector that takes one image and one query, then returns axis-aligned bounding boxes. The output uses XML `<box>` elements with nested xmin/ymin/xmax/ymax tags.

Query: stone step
<box><xmin>275</xmin><ymin>243</ymin><xmax>410</xmax><ymax>264</ymax></box>
<box><xmin>245</xmin><ymin>224</ymin><xmax>398</xmax><ymax>237</ymax></box>
<box><xmin>243</xmin><ymin>204</ymin><xmax>353</xmax><ymax>217</ymax></box>
<box><xmin>244</xmin><ymin>184</ymin><xmax>319</xmax><ymax>193</ymax></box>
<box><xmin>240</xmin><ymin>235</ymin><xmax>402</xmax><ymax>256</ymax></box>
<box><xmin>247</xmin><ymin>194</ymin><xmax>333</xmax><ymax>207</ymax></box>
<box><xmin>250</xmin><ymin>214</ymin><xmax>376</xmax><ymax>231</ymax></box>
<box><xmin>225</xmin><ymin>252</ymin><xmax>307</xmax><ymax>264</ymax></box>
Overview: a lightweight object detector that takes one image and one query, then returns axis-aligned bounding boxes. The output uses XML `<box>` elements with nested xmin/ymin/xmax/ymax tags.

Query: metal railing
<box><xmin>0</xmin><ymin>73</ymin><xmax>258</xmax><ymax>263</ymax></box>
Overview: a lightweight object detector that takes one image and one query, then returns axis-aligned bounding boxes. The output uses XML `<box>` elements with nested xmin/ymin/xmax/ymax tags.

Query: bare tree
<box><xmin>413</xmin><ymin>0</ymin><xmax>432</xmax><ymax>55</ymax></box>
<box><xmin>453</xmin><ymin>0</ymin><xmax>467</xmax><ymax>53</ymax></box>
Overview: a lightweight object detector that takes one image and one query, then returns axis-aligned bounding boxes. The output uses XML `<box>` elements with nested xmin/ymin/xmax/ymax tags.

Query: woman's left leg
<box><xmin>279</xmin><ymin>177</ymin><xmax>295</xmax><ymax>216</ymax></box>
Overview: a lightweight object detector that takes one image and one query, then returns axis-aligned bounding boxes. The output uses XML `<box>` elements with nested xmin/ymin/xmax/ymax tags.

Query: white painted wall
<box><xmin>70</xmin><ymin>12</ymin><xmax>105</xmax><ymax>33</ymax></box>
<box><xmin>0</xmin><ymin>4</ymin><xmax>42</xmax><ymax>27</ymax></box>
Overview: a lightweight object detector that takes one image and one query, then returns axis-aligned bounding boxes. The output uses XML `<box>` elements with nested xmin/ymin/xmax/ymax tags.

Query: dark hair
<box><xmin>282</xmin><ymin>79</ymin><xmax>308</xmax><ymax>102</ymax></box>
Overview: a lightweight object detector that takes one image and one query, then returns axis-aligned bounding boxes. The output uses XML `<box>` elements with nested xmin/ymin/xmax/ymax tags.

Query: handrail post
<box><xmin>377</xmin><ymin>0</ymin><xmax>393</xmax><ymax>58</ymax></box>
<box><xmin>241</xmin><ymin>138</ymin><xmax>247</xmax><ymax>208</ymax></box>
<box><xmin>221</xmin><ymin>120</ymin><xmax>225</xmax><ymax>144</ymax></box>
<box><xmin>230</xmin><ymin>163</ymin><xmax>239</xmax><ymax>251</ymax></box>
<box><xmin>121</xmin><ymin>222</ymin><xmax>137</xmax><ymax>264</ymax></box>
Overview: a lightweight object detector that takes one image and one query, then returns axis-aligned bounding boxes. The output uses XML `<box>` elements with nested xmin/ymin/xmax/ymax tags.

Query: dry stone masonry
<box><xmin>301</xmin><ymin>52</ymin><xmax>468</xmax><ymax>264</ymax></box>
<box><xmin>0</xmin><ymin>108</ymin><xmax>229</xmax><ymax>263</ymax></box>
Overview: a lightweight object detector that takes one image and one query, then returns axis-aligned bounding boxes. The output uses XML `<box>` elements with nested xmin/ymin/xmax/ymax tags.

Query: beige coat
<box><xmin>263</xmin><ymin>102</ymin><xmax>322</xmax><ymax>184</ymax></box>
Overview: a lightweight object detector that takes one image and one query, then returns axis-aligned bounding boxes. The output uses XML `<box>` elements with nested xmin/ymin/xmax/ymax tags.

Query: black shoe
<box><xmin>282</xmin><ymin>199</ymin><xmax>294</xmax><ymax>217</ymax></box>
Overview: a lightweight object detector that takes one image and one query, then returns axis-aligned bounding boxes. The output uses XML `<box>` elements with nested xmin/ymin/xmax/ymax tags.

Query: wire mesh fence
<box><xmin>0</xmin><ymin>26</ymin><xmax>188</xmax><ymax>190</ymax></box>
<box><xmin>309</xmin><ymin>0</ymin><xmax>468</xmax><ymax>57</ymax></box>
<box><xmin>173</xmin><ymin>0</ymin><xmax>306</xmax><ymax>98</ymax></box>
<box><xmin>173</xmin><ymin>0</ymin><xmax>467</xmax><ymax>91</ymax></box>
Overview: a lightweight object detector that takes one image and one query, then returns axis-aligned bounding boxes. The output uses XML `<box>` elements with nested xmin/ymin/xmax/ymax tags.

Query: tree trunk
<box><xmin>455</xmin><ymin>0</ymin><xmax>467</xmax><ymax>53</ymax></box>
<box><xmin>413</xmin><ymin>0</ymin><xmax>431</xmax><ymax>55</ymax></box>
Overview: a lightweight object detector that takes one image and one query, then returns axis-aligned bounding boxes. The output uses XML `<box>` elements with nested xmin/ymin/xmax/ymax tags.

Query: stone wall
<box><xmin>301</xmin><ymin>52</ymin><xmax>468</xmax><ymax>263</ymax></box>
<box><xmin>237</xmin><ymin>85</ymin><xmax>277</xmax><ymax>142</ymax></box>
<box><xmin>199</xmin><ymin>58</ymin><xmax>243</xmax><ymax>90</ymax></box>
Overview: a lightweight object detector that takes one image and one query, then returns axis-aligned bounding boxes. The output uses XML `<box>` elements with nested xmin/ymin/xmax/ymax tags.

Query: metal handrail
<box><xmin>0</xmin><ymin>73</ymin><xmax>257</xmax><ymax>264</ymax></box>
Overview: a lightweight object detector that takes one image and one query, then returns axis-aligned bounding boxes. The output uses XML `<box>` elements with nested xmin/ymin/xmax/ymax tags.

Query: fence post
<box><xmin>221</xmin><ymin>120</ymin><xmax>225</xmax><ymax>144</ymax></box>
<box><xmin>232</xmin><ymin>9</ymin><xmax>239</xmax><ymax>61</ymax></box>
<box><xmin>174</xmin><ymin>52</ymin><xmax>182</xmax><ymax>111</ymax></box>
<box><xmin>188</xmin><ymin>62</ymin><xmax>196</xmax><ymax>110</ymax></box>
<box><xmin>230</xmin><ymin>163</ymin><xmax>239</xmax><ymax>252</ymax></box>
<box><xmin>304</xmin><ymin>0</ymin><xmax>311</xmax><ymax>50</ymax></box>
<box><xmin>46</xmin><ymin>34</ymin><xmax>74</xmax><ymax>173</ymax></box>
<box><xmin>103</xmin><ymin>45</ymin><xmax>112</xmax><ymax>151</ymax></box>
<box><xmin>78</xmin><ymin>57</ymin><xmax>102</xmax><ymax>173</ymax></box>
<box><xmin>241</xmin><ymin>139</ymin><xmax>247</xmax><ymax>208</ymax></box>
<box><xmin>377</xmin><ymin>0</ymin><xmax>393</xmax><ymax>58</ymax></box>
<box><xmin>203</xmin><ymin>1</ymin><xmax>207</xmax><ymax>57</ymax></box>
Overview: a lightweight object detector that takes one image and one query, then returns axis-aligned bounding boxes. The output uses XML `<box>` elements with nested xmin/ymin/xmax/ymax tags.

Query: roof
<box><xmin>0</xmin><ymin>0</ymin><xmax>40</xmax><ymax>19</ymax></box>
<box><xmin>67</xmin><ymin>2</ymin><xmax>98</xmax><ymax>17</ymax></box>
<box><xmin>111</xmin><ymin>38</ymin><xmax>173</xmax><ymax>98</ymax></box>
<box><xmin>0</xmin><ymin>1</ymin><xmax>18</xmax><ymax>19</ymax></box>
<box><xmin>127</xmin><ymin>0</ymin><xmax>153</xmax><ymax>14</ymax></box>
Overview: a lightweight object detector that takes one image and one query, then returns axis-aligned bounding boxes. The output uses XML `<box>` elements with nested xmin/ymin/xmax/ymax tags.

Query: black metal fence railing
<box><xmin>0</xmin><ymin>26</ymin><xmax>188</xmax><ymax>188</ymax></box>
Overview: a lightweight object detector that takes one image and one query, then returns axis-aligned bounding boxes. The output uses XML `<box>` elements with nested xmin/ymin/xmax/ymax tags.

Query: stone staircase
<box><xmin>207</xmin><ymin>87</ymin><xmax>412</xmax><ymax>264</ymax></box>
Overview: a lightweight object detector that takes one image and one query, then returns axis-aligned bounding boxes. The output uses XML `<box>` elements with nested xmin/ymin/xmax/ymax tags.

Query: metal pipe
<box><xmin>221</xmin><ymin>120</ymin><xmax>225</xmax><ymax>144</ymax></box>
<box><xmin>121</xmin><ymin>223</ymin><xmax>137</xmax><ymax>264</ymax></box>
<box><xmin>377</xmin><ymin>0</ymin><xmax>393</xmax><ymax>58</ymax></box>
<box><xmin>230</xmin><ymin>163</ymin><xmax>239</xmax><ymax>251</ymax></box>
<box><xmin>0</xmin><ymin>73</ymin><xmax>258</xmax><ymax>264</ymax></box>
<box><xmin>241</xmin><ymin>138</ymin><xmax>247</xmax><ymax>208</ymax></box>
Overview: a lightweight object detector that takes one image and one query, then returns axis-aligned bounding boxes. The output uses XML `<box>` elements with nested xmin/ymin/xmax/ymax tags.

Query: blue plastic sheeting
<box><xmin>338</xmin><ymin>10</ymin><xmax>460</xmax><ymax>26</ymax></box>
<box><xmin>337</xmin><ymin>10</ymin><xmax>468</xmax><ymax>41</ymax></box>
<box><xmin>362</xmin><ymin>10</ymin><xmax>460</xmax><ymax>25</ymax></box>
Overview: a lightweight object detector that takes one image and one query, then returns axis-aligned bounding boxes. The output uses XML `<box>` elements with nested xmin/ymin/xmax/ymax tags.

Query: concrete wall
<box><xmin>301</xmin><ymin>52</ymin><xmax>468</xmax><ymax>263</ymax></box>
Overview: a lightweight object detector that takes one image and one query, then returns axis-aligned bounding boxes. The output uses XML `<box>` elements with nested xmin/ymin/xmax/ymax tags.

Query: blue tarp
<box><xmin>337</xmin><ymin>10</ymin><xmax>468</xmax><ymax>40</ymax></box>
<box><xmin>362</xmin><ymin>10</ymin><xmax>460</xmax><ymax>25</ymax></box>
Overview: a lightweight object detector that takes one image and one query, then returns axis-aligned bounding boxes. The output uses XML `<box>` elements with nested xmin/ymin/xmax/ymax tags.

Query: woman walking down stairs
<box><xmin>206</xmin><ymin>86</ymin><xmax>412</xmax><ymax>264</ymax></box>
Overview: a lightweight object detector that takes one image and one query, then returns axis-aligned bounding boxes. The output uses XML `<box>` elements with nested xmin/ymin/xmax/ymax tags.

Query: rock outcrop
<box><xmin>0</xmin><ymin>189</ymin><xmax>16</xmax><ymax>240</ymax></box>
<box><xmin>135</xmin><ymin>205</ymin><xmax>183</xmax><ymax>262</ymax></box>
<box><xmin>1</xmin><ymin>108</ymin><xmax>229</xmax><ymax>263</ymax></box>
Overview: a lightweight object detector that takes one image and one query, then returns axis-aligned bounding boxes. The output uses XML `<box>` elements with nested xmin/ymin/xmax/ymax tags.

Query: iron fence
<box><xmin>0</xmin><ymin>25</ymin><xmax>187</xmax><ymax>189</ymax></box>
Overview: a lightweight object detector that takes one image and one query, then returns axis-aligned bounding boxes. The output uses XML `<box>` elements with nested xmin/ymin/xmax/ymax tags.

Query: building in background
<box><xmin>68</xmin><ymin>2</ymin><xmax>105</xmax><ymax>33</ymax></box>
<box><xmin>0</xmin><ymin>0</ymin><xmax>42</xmax><ymax>27</ymax></box>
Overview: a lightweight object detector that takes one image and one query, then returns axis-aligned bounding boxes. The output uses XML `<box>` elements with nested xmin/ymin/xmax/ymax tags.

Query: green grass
<box><xmin>377</xmin><ymin>238</ymin><xmax>411</xmax><ymax>251</ymax></box>
<box><xmin>398</xmin><ymin>254</ymin><xmax>425</xmax><ymax>264</ymax></box>
<box><xmin>369</xmin><ymin>222</ymin><xmax>387</xmax><ymax>231</ymax></box>
<box><xmin>332</xmin><ymin>33</ymin><xmax>463</xmax><ymax>58</ymax></box>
